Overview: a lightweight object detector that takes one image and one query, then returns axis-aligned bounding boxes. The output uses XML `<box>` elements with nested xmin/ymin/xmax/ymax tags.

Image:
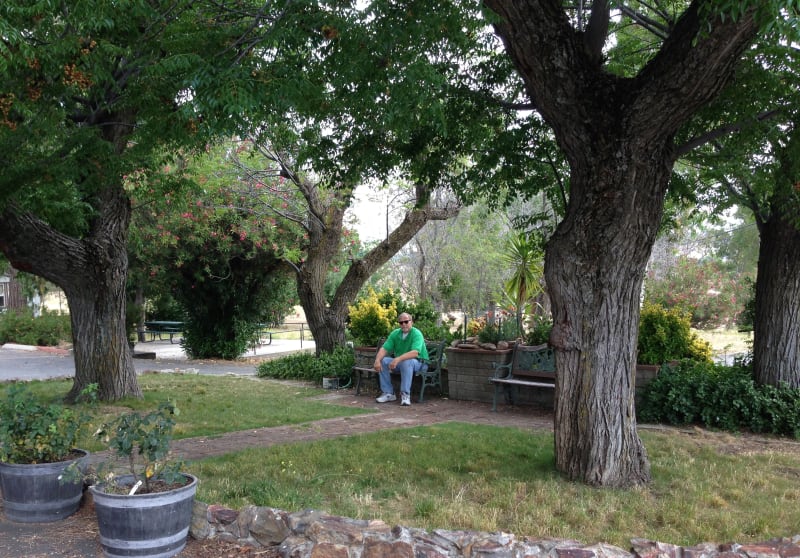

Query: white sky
<box><xmin>348</xmin><ymin>185</ymin><xmax>394</xmax><ymax>242</ymax></box>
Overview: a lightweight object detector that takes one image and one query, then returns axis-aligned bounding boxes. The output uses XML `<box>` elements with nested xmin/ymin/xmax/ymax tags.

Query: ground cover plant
<box><xmin>192</xmin><ymin>422</ymin><xmax>800</xmax><ymax>548</ymax></box>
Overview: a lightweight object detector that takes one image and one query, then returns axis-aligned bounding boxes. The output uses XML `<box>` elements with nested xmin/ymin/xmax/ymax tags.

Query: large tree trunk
<box><xmin>753</xmin><ymin>218</ymin><xmax>800</xmax><ymax>387</ymax></box>
<box><xmin>752</xmin><ymin>180</ymin><xmax>800</xmax><ymax>388</ymax></box>
<box><xmin>546</xmin><ymin>144</ymin><xmax>670</xmax><ymax>486</ymax></box>
<box><xmin>0</xmin><ymin>188</ymin><xmax>141</xmax><ymax>402</ymax></box>
<box><xmin>484</xmin><ymin>0</ymin><xmax>758</xmax><ymax>486</ymax></box>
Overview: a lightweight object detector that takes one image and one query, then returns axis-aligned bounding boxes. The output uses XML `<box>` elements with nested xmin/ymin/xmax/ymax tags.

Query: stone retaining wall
<box><xmin>190</xmin><ymin>501</ymin><xmax>800</xmax><ymax>558</ymax></box>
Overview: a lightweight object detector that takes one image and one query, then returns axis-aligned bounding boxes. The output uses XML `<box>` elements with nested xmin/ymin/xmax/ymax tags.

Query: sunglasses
<box><xmin>398</xmin><ymin>320</ymin><xmax>410</xmax><ymax>324</ymax></box>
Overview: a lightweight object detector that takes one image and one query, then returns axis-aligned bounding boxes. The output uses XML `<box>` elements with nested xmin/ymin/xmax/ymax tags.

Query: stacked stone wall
<box><xmin>191</xmin><ymin>501</ymin><xmax>800</xmax><ymax>558</ymax></box>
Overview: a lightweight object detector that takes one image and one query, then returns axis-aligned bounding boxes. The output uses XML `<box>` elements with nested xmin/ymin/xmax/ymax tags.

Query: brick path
<box><xmin>155</xmin><ymin>390</ymin><xmax>554</xmax><ymax>462</ymax></box>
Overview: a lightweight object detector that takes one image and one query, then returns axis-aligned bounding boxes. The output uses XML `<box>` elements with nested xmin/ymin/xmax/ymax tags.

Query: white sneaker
<box><xmin>376</xmin><ymin>393</ymin><xmax>396</xmax><ymax>403</ymax></box>
<box><xmin>400</xmin><ymin>393</ymin><xmax>411</xmax><ymax>406</ymax></box>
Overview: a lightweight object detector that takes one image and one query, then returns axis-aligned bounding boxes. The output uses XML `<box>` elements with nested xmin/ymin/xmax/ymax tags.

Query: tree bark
<box><xmin>753</xmin><ymin>215</ymin><xmax>800</xmax><ymax>387</ymax></box>
<box><xmin>296</xmin><ymin>182</ymin><xmax>459</xmax><ymax>355</ymax></box>
<box><xmin>484</xmin><ymin>0</ymin><xmax>758</xmax><ymax>486</ymax></box>
<box><xmin>752</xmin><ymin>146</ymin><xmax>800</xmax><ymax>388</ymax></box>
<box><xmin>0</xmin><ymin>187</ymin><xmax>141</xmax><ymax>402</ymax></box>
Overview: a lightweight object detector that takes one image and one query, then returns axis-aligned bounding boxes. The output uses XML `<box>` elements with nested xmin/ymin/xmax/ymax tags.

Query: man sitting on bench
<box><xmin>373</xmin><ymin>313</ymin><xmax>429</xmax><ymax>407</ymax></box>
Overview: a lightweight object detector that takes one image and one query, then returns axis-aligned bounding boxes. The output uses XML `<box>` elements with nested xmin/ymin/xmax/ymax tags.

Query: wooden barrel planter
<box><xmin>0</xmin><ymin>449</ymin><xmax>88</xmax><ymax>523</ymax></box>
<box><xmin>89</xmin><ymin>473</ymin><xmax>198</xmax><ymax>558</ymax></box>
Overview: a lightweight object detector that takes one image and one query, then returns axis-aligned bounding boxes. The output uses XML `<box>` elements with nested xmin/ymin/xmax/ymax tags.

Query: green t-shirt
<box><xmin>383</xmin><ymin>327</ymin><xmax>429</xmax><ymax>361</ymax></box>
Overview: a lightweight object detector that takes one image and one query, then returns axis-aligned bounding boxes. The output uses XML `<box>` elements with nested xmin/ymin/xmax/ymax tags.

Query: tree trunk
<box><xmin>0</xmin><ymin>189</ymin><xmax>141</xmax><ymax>402</ymax></box>
<box><xmin>484</xmin><ymin>0</ymin><xmax>758</xmax><ymax>486</ymax></box>
<box><xmin>546</xmin><ymin>145</ymin><xmax>669</xmax><ymax>487</ymax></box>
<box><xmin>293</xmin><ymin>179</ymin><xmax>459</xmax><ymax>355</ymax></box>
<box><xmin>752</xmin><ymin>201</ymin><xmax>800</xmax><ymax>388</ymax></box>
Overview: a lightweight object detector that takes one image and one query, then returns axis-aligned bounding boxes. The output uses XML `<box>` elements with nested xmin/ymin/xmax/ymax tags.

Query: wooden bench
<box><xmin>489</xmin><ymin>343</ymin><xmax>555</xmax><ymax>411</ymax></box>
<box><xmin>353</xmin><ymin>339</ymin><xmax>446</xmax><ymax>403</ymax></box>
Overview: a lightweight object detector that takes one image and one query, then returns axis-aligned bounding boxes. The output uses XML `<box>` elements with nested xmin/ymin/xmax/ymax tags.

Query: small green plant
<box><xmin>0</xmin><ymin>383</ymin><xmax>96</xmax><ymax>464</ymax></box>
<box><xmin>637</xmin><ymin>302</ymin><xmax>712</xmax><ymax>365</ymax></box>
<box><xmin>524</xmin><ymin>314</ymin><xmax>553</xmax><ymax>345</ymax></box>
<box><xmin>91</xmin><ymin>401</ymin><xmax>187</xmax><ymax>494</ymax></box>
<box><xmin>477</xmin><ymin>319</ymin><xmax>522</xmax><ymax>344</ymax></box>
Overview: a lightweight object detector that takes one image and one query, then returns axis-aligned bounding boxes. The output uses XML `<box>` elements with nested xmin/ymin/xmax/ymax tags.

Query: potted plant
<box><xmin>0</xmin><ymin>384</ymin><xmax>94</xmax><ymax>523</ymax></box>
<box><xmin>87</xmin><ymin>401</ymin><xmax>197</xmax><ymax>558</ymax></box>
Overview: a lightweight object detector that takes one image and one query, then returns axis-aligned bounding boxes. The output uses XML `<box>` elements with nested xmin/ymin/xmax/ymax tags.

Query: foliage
<box><xmin>92</xmin><ymin>402</ymin><xmax>186</xmax><ymax>494</ymax></box>
<box><xmin>256</xmin><ymin>346</ymin><xmax>355</xmax><ymax>385</ymax></box>
<box><xmin>0</xmin><ymin>308</ymin><xmax>71</xmax><ymax>346</ymax></box>
<box><xmin>644</xmin><ymin>256</ymin><xmax>752</xmax><ymax>329</ymax></box>
<box><xmin>525</xmin><ymin>314</ymin><xmax>553</xmax><ymax>346</ymax></box>
<box><xmin>477</xmin><ymin>319</ymin><xmax>523</xmax><ymax>344</ymax></box>
<box><xmin>637</xmin><ymin>303</ymin><xmax>713</xmax><ymax>365</ymax></box>
<box><xmin>502</xmin><ymin>232</ymin><xmax>545</xmax><ymax>331</ymax></box>
<box><xmin>348</xmin><ymin>288</ymin><xmax>397</xmax><ymax>347</ymax></box>
<box><xmin>737</xmin><ymin>276</ymin><xmax>756</xmax><ymax>332</ymax></box>
<box><xmin>638</xmin><ymin>360</ymin><xmax>800</xmax><ymax>438</ymax></box>
<box><xmin>0</xmin><ymin>384</ymin><xmax>96</xmax><ymax>464</ymax></box>
<box><xmin>383</xmin><ymin>293</ymin><xmax>454</xmax><ymax>344</ymax></box>
<box><xmin>128</xmin><ymin>151</ymin><xmax>302</xmax><ymax>360</ymax></box>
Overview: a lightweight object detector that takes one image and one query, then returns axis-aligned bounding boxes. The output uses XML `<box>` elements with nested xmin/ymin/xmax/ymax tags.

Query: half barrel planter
<box><xmin>89</xmin><ymin>473</ymin><xmax>198</xmax><ymax>558</ymax></box>
<box><xmin>0</xmin><ymin>448</ymin><xmax>89</xmax><ymax>523</ymax></box>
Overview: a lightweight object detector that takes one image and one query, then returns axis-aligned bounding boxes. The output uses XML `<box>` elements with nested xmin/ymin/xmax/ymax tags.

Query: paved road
<box><xmin>0</xmin><ymin>338</ymin><xmax>315</xmax><ymax>382</ymax></box>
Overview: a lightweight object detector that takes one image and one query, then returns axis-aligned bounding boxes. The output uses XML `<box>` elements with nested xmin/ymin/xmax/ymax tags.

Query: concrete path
<box><xmin>0</xmin><ymin>337</ymin><xmax>315</xmax><ymax>381</ymax></box>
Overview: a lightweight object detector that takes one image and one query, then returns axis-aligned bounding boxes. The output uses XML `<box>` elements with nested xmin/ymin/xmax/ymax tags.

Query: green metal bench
<box><xmin>352</xmin><ymin>339</ymin><xmax>446</xmax><ymax>402</ymax></box>
<box><xmin>489</xmin><ymin>343</ymin><xmax>555</xmax><ymax>411</ymax></box>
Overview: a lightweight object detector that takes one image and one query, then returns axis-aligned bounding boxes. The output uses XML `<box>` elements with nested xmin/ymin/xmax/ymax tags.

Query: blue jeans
<box><xmin>379</xmin><ymin>356</ymin><xmax>427</xmax><ymax>395</ymax></box>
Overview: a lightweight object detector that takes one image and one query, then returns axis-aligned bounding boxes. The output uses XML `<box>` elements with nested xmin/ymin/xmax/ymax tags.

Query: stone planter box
<box><xmin>446</xmin><ymin>346</ymin><xmax>661</xmax><ymax>409</ymax></box>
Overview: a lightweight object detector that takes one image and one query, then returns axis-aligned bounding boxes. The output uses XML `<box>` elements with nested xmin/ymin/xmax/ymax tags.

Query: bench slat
<box><xmin>490</xmin><ymin>343</ymin><xmax>556</xmax><ymax>411</ymax></box>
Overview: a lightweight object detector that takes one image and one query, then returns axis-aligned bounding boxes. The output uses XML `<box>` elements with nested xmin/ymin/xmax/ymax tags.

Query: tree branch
<box><xmin>675</xmin><ymin>108</ymin><xmax>783</xmax><ymax>157</ymax></box>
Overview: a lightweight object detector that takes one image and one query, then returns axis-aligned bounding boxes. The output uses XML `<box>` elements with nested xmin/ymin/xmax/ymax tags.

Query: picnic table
<box><xmin>143</xmin><ymin>321</ymin><xmax>184</xmax><ymax>343</ymax></box>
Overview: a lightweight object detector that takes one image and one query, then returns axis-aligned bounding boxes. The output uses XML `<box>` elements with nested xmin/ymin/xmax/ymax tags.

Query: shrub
<box><xmin>257</xmin><ymin>346</ymin><xmax>355</xmax><ymax>385</ymax></box>
<box><xmin>638</xmin><ymin>360</ymin><xmax>800</xmax><ymax>438</ymax></box>
<box><xmin>0</xmin><ymin>308</ymin><xmax>72</xmax><ymax>347</ymax></box>
<box><xmin>637</xmin><ymin>302</ymin><xmax>712</xmax><ymax>365</ymax></box>
<box><xmin>477</xmin><ymin>319</ymin><xmax>522</xmax><ymax>344</ymax></box>
<box><xmin>525</xmin><ymin>314</ymin><xmax>553</xmax><ymax>345</ymax></box>
<box><xmin>0</xmin><ymin>383</ymin><xmax>96</xmax><ymax>464</ymax></box>
<box><xmin>347</xmin><ymin>288</ymin><xmax>396</xmax><ymax>347</ymax></box>
<box><xmin>643</xmin><ymin>256</ymin><xmax>751</xmax><ymax>328</ymax></box>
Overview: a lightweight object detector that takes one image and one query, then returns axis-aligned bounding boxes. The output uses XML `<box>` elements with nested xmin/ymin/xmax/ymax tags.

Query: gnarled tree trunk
<box><xmin>0</xmin><ymin>187</ymin><xmax>141</xmax><ymax>402</ymax></box>
<box><xmin>752</xmin><ymin>194</ymin><xmax>800</xmax><ymax>388</ymax></box>
<box><xmin>485</xmin><ymin>0</ymin><xmax>758</xmax><ymax>486</ymax></box>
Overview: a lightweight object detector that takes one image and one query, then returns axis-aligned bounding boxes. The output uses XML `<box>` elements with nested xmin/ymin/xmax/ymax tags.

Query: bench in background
<box><xmin>143</xmin><ymin>321</ymin><xmax>184</xmax><ymax>344</ymax></box>
<box><xmin>489</xmin><ymin>343</ymin><xmax>555</xmax><ymax>411</ymax></box>
<box><xmin>353</xmin><ymin>339</ymin><xmax>446</xmax><ymax>403</ymax></box>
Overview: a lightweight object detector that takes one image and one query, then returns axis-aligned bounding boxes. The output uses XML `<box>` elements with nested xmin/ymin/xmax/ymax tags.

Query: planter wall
<box><xmin>0</xmin><ymin>449</ymin><xmax>88</xmax><ymax>523</ymax></box>
<box><xmin>446</xmin><ymin>347</ymin><xmax>661</xmax><ymax>409</ymax></box>
<box><xmin>89</xmin><ymin>473</ymin><xmax>198</xmax><ymax>558</ymax></box>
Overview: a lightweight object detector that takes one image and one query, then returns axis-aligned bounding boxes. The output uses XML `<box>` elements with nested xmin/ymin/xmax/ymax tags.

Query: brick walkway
<box><xmin>152</xmin><ymin>390</ymin><xmax>554</xmax><ymax>462</ymax></box>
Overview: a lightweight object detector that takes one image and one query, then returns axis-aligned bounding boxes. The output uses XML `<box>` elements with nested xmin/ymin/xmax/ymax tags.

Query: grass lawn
<box><xmin>193</xmin><ymin>422</ymin><xmax>800</xmax><ymax>548</ymax></box>
<box><xmin>4</xmin><ymin>369</ymin><xmax>797</xmax><ymax>548</ymax></box>
<box><xmin>694</xmin><ymin>327</ymin><xmax>752</xmax><ymax>359</ymax></box>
